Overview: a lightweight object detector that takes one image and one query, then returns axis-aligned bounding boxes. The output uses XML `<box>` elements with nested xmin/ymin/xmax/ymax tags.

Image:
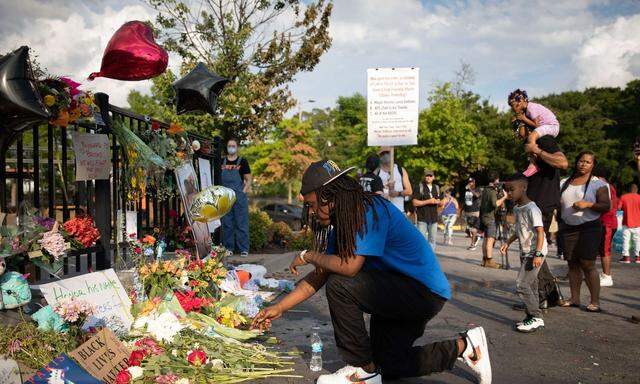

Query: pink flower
<box><xmin>187</xmin><ymin>350</ymin><xmax>207</xmax><ymax>366</ymax></box>
<box><xmin>53</xmin><ymin>297</ymin><xmax>94</xmax><ymax>324</ymax></box>
<box><xmin>115</xmin><ymin>369</ymin><xmax>132</xmax><ymax>384</ymax></box>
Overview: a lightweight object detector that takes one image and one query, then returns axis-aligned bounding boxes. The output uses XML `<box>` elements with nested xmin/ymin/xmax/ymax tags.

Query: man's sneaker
<box><xmin>458</xmin><ymin>327</ymin><xmax>492</xmax><ymax>384</ymax></box>
<box><xmin>316</xmin><ymin>366</ymin><xmax>381</xmax><ymax>384</ymax></box>
<box><xmin>240</xmin><ymin>251</ymin><xmax>249</xmax><ymax>258</ymax></box>
<box><xmin>516</xmin><ymin>317</ymin><xmax>544</xmax><ymax>333</ymax></box>
<box><xmin>600</xmin><ymin>273</ymin><xmax>613</xmax><ymax>287</ymax></box>
<box><xmin>619</xmin><ymin>256</ymin><xmax>631</xmax><ymax>264</ymax></box>
<box><xmin>468</xmin><ymin>245</ymin><xmax>478</xmax><ymax>251</ymax></box>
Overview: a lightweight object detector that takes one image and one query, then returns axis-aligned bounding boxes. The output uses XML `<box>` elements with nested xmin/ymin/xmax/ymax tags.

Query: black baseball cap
<box><xmin>300</xmin><ymin>160</ymin><xmax>355</xmax><ymax>195</ymax></box>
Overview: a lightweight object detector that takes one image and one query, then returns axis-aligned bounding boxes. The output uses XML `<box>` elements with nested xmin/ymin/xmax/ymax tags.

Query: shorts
<box><xmin>480</xmin><ymin>220</ymin><xmax>497</xmax><ymax>238</ymax></box>
<box><xmin>599</xmin><ymin>225</ymin><xmax>615</xmax><ymax>257</ymax></box>
<box><xmin>560</xmin><ymin>219</ymin><xmax>601</xmax><ymax>262</ymax></box>
<box><xmin>464</xmin><ymin>212</ymin><xmax>480</xmax><ymax>230</ymax></box>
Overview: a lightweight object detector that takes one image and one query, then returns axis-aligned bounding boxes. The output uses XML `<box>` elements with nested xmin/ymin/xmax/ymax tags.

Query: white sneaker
<box><xmin>516</xmin><ymin>315</ymin><xmax>532</xmax><ymax>326</ymax></box>
<box><xmin>458</xmin><ymin>327</ymin><xmax>492</xmax><ymax>384</ymax></box>
<box><xmin>316</xmin><ymin>365</ymin><xmax>381</xmax><ymax>384</ymax></box>
<box><xmin>516</xmin><ymin>317</ymin><xmax>544</xmax><ymax>333</ymax></box>
<box><xmin>600</xmin><ymin>273</ymin><xmax>613</xmax><ymax>287</ymax></box>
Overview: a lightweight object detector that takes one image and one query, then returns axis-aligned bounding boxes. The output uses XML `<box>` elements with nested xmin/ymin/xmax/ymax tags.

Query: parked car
<box><xmin>261</xmin><ymin>203</ymin><xmax>303</xmax><ymax>230</ymax></box>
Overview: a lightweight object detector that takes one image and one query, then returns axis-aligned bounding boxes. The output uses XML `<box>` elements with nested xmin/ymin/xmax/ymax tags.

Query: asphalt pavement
<box><xmin>229</xmin><ymin>232</ymin><xmax>640</xmax><ymax>384</ymax></box>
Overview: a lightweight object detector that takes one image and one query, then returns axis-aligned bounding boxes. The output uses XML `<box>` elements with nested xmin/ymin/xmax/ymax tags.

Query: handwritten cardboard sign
<box><xmin>38</xmin><ymin>269</ymin><xmax>133</xmax><ymax>329</ymax></box>
<box><xmin>0</xmin><ymin>357</ymin><xmax>21</xmax><ymax>384</ymax></box>
<box><xmin>69</xmin><ymin>329</ymin><xmax>129</xmax><ymax>384</ymax></box>
<box><xmin>72</xmin><ymin>132</ymin><xmax>111</xmax><ymax>181</ymax></box>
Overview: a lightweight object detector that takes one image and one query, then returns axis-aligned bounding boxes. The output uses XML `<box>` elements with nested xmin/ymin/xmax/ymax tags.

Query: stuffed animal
<box><xmin>0</xmin><ymin>271</ymin><xmax>31</xmax><ymax>309</ymax></box>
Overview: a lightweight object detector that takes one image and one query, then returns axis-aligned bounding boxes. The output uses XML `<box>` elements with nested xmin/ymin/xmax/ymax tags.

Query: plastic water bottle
<box><xmin>310</xmin><ymin>327</ymin><xmax>323</xmax><ymax>372</ymax></box>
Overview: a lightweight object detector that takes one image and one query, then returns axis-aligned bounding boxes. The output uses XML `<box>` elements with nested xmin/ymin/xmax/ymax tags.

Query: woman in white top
<box><xmin>558</xmin><ymin>151</ymin><xmax>610</xmax><ymax>313</ymax></box>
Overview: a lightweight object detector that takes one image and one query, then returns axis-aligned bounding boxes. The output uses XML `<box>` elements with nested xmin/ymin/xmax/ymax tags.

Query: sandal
<box><xmin>585</xmin><ymin>304</ymin><xmax>602</xmax><ymax>313</ymax></box>
<box><xmin>559</xmin><ymin>301</ymin><xmax>580</xmax><ymax>308</ymax></box>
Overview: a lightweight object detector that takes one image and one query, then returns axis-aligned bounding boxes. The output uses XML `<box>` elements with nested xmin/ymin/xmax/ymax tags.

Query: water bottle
<box><xmin>310</xmin><ymin>327</ymin><xmax>323</xmax><ymax>372</ymax></box>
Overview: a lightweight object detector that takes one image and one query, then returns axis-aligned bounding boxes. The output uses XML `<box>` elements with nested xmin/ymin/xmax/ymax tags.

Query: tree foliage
<box><xmin>142</xmin><ymin>0</ymin><xmax>333</xmax><ymax>141</ymax></box>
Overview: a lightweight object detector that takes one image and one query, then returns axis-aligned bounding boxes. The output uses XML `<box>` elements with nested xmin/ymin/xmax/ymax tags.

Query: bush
<box><xmin>249</xmin><ymin>208</ymin><xmax>273</xmax><ymax>252</ymax></box>
<box><xmin>289</xmin><ymin>229</ymin><xmax>313</xmax><ymax>251</ymax></box>
<box><xmin>270</xmin><ymin>221</ymin><xmax>293</xmax><ymax>247</ymax></box>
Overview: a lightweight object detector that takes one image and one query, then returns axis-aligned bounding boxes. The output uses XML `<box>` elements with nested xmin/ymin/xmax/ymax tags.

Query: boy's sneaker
<box><xmin>619</xmin><ymin>256</ymin><xmax>631</xmax><ymax>264</ymax></box>
<box><xmin>600</xmin><ymin>273</ymin><xmax>613</xmax><ymax>287</ymax></box>
<box><xmin>516</xmin><ymin>315</ymin><xmax>532</xmax><ymax>326</ymax></box>
<box><xmin>316</xmin><ymin>366</ymin><xmax>381</xmax><ymax>384</ymax></box>
<box><xmin>516</xmin><ymin>317</ymin><xmax>544</xmax><ymax>333</ymax></box>
<box><xmin>458</xmin><ymin>327</ymin><xmax>492</xmax><ymax>384</ymax></box>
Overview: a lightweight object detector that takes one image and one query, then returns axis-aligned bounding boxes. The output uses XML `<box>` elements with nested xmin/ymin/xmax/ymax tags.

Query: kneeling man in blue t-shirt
<box><xmin>252</xmin><ymin>160</ymin><xmax>492</xmax><ymax>384</ymax></box>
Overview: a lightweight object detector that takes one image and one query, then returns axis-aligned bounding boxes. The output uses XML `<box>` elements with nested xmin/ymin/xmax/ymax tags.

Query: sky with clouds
<box><xmin>1</xmin><ymin>0</ymin><xmax>639</xmax><ymax>112</ymax></box>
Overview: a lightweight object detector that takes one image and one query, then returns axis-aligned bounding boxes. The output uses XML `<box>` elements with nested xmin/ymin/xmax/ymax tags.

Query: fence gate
<box><xmin>0</xmin><ymin>93</ymin><xmax>221</xmax><ymax>283</ymax></box>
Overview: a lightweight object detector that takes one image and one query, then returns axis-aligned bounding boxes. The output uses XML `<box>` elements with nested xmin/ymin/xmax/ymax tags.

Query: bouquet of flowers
<box><xmin>63</xmin><ymin>215</ymin><xmax>101</xmax><ymax>248</ymax></box>
<box><xmin>138</xmin><ymin>259</ymin><xmax>187</xmax><ymax>298</ymax></box>
<box><xmin>53</xmin><ymin>297</ymin><xmax>95</xmax><ymax>339</ymax></box>
<box><xmin>38</xmin><ymin>77</ymin><xmax>98</xmax><ymax>127</ymax></box>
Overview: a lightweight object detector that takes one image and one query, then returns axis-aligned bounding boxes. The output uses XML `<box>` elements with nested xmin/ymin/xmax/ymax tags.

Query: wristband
<box><xmin>299</xmin><ymin>250</ymin><xmax>308</xmax><ymax>263</ymax></box>
<box><xmin>533</xmin><ymin>251</ymin><xmax>543</xmax><ymax>258</ymax></box>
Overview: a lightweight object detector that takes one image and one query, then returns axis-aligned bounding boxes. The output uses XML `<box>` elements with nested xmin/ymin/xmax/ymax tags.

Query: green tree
<box><xmin>243</xmin><ymin>118</ymin><xmax>319</xmax><ymax>202</ymax></box>
<box><xmin>398</xmin><ymin>83</ymin><xmax>487</xmax><ymax>185</ymax></box>
<box><xmin>142</xmin><ymin>0</ymin><xmax>333</xmax><ymax>141</ymax></box>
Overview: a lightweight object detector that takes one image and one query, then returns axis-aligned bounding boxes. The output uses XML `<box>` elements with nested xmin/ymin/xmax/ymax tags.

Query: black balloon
<box><xmin>173</xmin><ymin>63</ymin><xmax>229</xmax><ymax>115</ymax></box>
<box><xmin>0</xmin><ymin>46</ymin><xmax>50</xmax><ymax>132</ymax></box>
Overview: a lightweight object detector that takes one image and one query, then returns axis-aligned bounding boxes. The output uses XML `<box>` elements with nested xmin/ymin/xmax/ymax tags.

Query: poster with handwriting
<box><xmin>72</xmin><ymin>132</ymin><xmax>111</xmax><ymax>181</ymax></box>
<box><xmin>39</xmin><ymin>269</ymin><xmax>133</xmax><ymax>329</ymax></box>
<box><xmin>69</xmin><ymin>329</ymin><xmax>129</xmax><ymax>384</ymax></box>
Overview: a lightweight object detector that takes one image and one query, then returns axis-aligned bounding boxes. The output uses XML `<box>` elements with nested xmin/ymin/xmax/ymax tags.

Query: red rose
<box><xmin>115</xmin><ymin>369</ymin><xmax>132</xmax><ymax>384</ymax></box>
<box><xmin>128</xmin><ymin>349</ymin><xmax>147</xmax><ymax>366</ymax></box>
<box><xmin>134</xmin><ymin>247</ymin><xmax>142</xmax><ymax>255</ymax></box>
<box><xmin>151</xmin><ymin>121</ymin><xmax>161</xmax><ymax>132</ymax></box>
<box><xmin>187</xmin><ymin>349</ymin><xmax>207</xmax><ymax>366</ymax></box>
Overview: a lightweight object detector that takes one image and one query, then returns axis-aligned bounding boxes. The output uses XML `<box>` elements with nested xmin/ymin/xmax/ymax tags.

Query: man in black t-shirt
<box><xmin>359</xmin><ymin>155</ymin><xmax>384</xmax><ymax>195</ymax></box>
<box><xmin>516</xmin><ymin>122</ymin><xmax>568</xmax><ymax>307</ymax></box>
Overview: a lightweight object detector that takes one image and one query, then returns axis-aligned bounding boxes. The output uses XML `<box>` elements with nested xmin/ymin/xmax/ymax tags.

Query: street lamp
<box><xmin>297</xmin><ymin>99</ymin><xmax>316</xmax><ymax>122</ymax></box>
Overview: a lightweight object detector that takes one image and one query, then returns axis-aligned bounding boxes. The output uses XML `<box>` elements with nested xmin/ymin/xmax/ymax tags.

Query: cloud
<box><xmin>0</xmin><ymin>1</ymin><xmax>159</xmax><ymax>107</ymax></box>
<box><xmin>574</xmin><ymin>13</ymin><xmax>640</xmax><ymax>89</ymax></box>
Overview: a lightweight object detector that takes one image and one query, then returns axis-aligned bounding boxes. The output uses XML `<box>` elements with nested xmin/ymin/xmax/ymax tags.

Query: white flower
<box><xmin>175</xmin><ymin>379</ymin><xmax>190</xmax><ymax>384</ymax></box>
<box><xmin>133</xmin><ymin>312</ymin><xmax>184</xmax><ymax>342</ymax></box>
<box><xmin>172</xmin><ymin>349</ymin><xmax>178</xmax><ymax>357</ymax></box>
<box><xmin>191</xmin><ymin>140</ymin><xmax>201</xmax><ymax>151</ymax></box>
<box><xmin>127</xmin><ymin>366</ymin><xmax>144</xmax><ymax>379</ymax></box>
<box><xmin>210</xmin><ymin>359</ymin><xmax>224</xmax><ymax>370</ymax></box>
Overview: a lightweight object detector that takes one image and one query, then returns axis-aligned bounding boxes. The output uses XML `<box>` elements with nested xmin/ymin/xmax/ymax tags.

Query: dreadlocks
<box><xmin>560</xmin><ymin>150</ymin><xmax>597</xmax><ymax>195</ymax></box>
<box><xmin>303</xmin><ymin>175</ymin><xmax>376</xmax><ymax>260</ymax></box>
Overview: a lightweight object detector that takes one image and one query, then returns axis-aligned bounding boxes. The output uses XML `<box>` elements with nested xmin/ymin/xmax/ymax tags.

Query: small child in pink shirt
<box><xmin>508</xmin><ymin>89</ymin><xmax>560</xmax><ymax>176</ymax></box>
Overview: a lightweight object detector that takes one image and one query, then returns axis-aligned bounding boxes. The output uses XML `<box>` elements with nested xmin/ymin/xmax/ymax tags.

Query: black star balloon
<box><xmin>0</xmin><ymin>46</ymin><xmax>50</xmax><ymax>133</ymax></box>
<box><xmin>173</xmin><ymin>62</ymin><xmax>229</xmax><ymax>115</ymax></box>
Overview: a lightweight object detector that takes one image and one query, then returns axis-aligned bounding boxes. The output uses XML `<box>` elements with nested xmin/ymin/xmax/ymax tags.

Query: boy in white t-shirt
<box><xmin>501</xmin><ymin>174</ymin><xmax>548</xmax><ymax>333</ymax></box>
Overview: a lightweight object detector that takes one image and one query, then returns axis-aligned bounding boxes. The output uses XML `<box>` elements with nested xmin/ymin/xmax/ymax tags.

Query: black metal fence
<box><xmin>0</xmin><ymin>93</ymin><xmax>221</xmax><ymax>282</ymax></box>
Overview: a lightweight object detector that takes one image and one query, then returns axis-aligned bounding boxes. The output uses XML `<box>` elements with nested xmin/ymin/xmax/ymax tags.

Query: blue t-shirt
<box><xmin>327</xmin><ymin>197</ymin><xmax>451</xmax><ymax>300</ymax></box>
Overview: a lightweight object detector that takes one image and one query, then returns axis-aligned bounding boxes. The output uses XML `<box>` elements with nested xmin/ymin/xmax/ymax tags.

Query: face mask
<box><xmin>227</xmin><ymin>146</ymin><xmax>237</xmax><ymax>155</ymax></box>
<box><xmin>380</xmin><ymin>154</ymin><xmax>390</xmax><ymax>165</ymax></box>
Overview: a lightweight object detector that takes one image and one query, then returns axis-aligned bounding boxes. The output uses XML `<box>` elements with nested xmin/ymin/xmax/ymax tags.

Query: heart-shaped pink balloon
<box><xmin>88</xmin><ymin>21</ymin><xmax>168</xmax><ymax>81</ymax></box>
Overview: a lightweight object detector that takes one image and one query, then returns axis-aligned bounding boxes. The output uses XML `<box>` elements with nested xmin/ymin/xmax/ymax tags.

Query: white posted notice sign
<box><xmin>367</xmin><ymin>67</ymin><xmax>419</xmax><ymax>146</ymax></box>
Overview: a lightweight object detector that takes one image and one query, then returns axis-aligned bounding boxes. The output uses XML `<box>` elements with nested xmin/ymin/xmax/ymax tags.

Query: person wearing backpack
<box><xmin>412</xmin><ymin>169</ymin><xmax>443</xmax><ymax>250</ymax></box>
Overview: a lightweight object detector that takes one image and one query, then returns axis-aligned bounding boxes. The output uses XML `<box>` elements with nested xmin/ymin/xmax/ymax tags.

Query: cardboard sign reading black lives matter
<box><xmin>69</xmin><ymin>328</ymin><xmax>129</xmax><ymax>384</ymax></box>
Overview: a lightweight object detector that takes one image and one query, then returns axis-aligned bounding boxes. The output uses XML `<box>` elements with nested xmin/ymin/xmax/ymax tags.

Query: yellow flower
<box><xmin>150</xmin><ymin>261</ymin><xmax>159</xmax><ymax>273</ymax></box>
<box><xmin>44</xmin><ymin>95</ymin><xmax>55</xmax><ymax>107</ymax></box>
<box><xmin>139</xmin><ymin>265</ymin><xmax>150</xmax><ymax>277</ymax></box>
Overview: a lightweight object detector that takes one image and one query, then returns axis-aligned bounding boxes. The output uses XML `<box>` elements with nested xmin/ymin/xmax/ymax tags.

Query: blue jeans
<box><xmin>417</xmin><ymin>221</ymin><xmax>438</xmax><ymax>250</ymax></box>
<box><xmin>442</xmin><ymin>214</ymin><xmax>457</xmax><ymax>240</ymax></box>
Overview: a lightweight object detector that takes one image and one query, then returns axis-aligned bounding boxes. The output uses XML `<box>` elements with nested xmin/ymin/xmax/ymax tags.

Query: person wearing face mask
<box><xmin>221</xmin><ymin>138</ymin><xmax>252</xmax><ymax>257</ymax></box>
<box><xmin>376</xmin><ymin>147</ymin><xmax>412</xmax><ymax>212</ymax></box>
